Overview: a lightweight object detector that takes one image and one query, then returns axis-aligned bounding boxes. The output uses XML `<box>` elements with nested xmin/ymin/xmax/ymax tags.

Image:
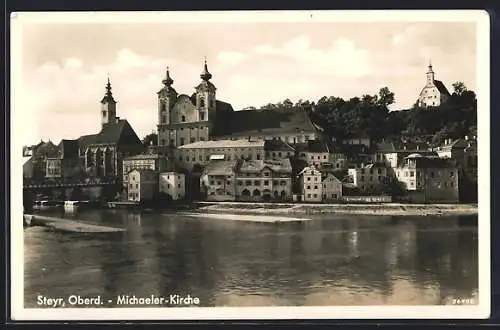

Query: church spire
<box><xmin>200</xmin><ymin>57</ymin><xmax>212</xmax><ymax>81</ymax></box>
<box><xmin>162</xmin><ymin>66</ymin><xmax>174</xmax><ymax>87</ymax></box>
<box><xmin>101</xmin><ymin>76</ymin><xmax>116</xmax><ymax>104</ymax></box>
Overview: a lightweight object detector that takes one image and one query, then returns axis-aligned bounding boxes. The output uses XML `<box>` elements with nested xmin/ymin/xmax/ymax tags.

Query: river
<box><xmin>24</xmin><ymin>209</ymin><xmax>478</xmax><ymax>307</ymax></box>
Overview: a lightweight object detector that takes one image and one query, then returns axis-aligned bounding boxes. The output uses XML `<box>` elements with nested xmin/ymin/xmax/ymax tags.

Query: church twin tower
<box><xmin>156</xmin><ymin>59</ymin><xmax>218</xmax><ymax>149</ymax></box>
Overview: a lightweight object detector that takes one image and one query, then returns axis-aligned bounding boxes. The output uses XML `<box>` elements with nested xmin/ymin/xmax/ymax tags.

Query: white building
<box><xmin>416</xmin><ymin>63</ymin><xmax>451</xmax><ymax>108</ymax></box>
<box><xmin>159</xmin><ymin>171</ymin><xmax>186</xmax><ymax>200</ymax></box>
<box><xmin>127</xmin><ymin>169</ymin><xmax>157</xmax><ymax>202</ymax></box>
<box><xmin>347</xmin><ymin>164</ymin><xmax>389</xmax><ymax>194</ymax></box>
<box><xmin>321</xmin><ymin>172</ymin><xmax>343</xmax><ymax>201</ymax></box>
<box><xmin>298</xmin><ymin>165</ymin><xmax>322</xmax><ymax>202</ymax></box>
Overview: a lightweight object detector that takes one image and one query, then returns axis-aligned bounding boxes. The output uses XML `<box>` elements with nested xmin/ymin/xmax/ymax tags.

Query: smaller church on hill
<box><xmin>416</xmin><ymin>62</ymin><xmax>451</xmax><ymax>108</ymax></box>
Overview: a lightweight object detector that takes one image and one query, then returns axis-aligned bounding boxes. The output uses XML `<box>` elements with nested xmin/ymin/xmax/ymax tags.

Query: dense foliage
<box><xmin>257</xmin><ymin>82</ymin><xmax>477</xmax><ymax>147</ymax></box>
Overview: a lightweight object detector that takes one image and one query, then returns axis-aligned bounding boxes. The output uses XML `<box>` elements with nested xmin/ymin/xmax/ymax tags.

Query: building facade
<box><xmin>127</xmin><ymin>169</ymin><xmax>157</xmax><ymax>202</ymax></box>
<box><xmin>235</xmin><ymin>159</ymin><xmax>293</xmax><ymax>202</ymax></box>
<box><xmin>395</xmin><ymin>154</ymin><xmax>459</xmax><ymax>203</ymax></box>
<box><xmin>175</xmin><ymin>139</ymin><xmax>265</xmax><ymax>171</ymax></box>
<box><xmin>122</xmin><ymin>153</ymin><xmax>168</xmax><ymax>187</ymax></box>
<box><xmin>299</xmin><ymin>165</ymin><xmax>323</xmax><ymax>202</ymax></box>
<box><xmin>159</xmin><ymin>172</ymin><xmax>186</xmax><ymax>200</ymax></box>
<box><xmin>156</xmin><ymin>63</ymin><xmax>234</xmax><ymax>151</ymax></box>
<box><xmin>321</xmin><ymin>172</ymin><xmax>343</xmax><ymax>202</ymax></box>
<box><xmin>347</xmin><ymin>164</ymin><xmax>389</xmax><ymax>194</ymax></box>
<box><xmin>200</xmin><ymin>160</ymin><xmax>239</xmax><ymax>201</ymax></box>
<box><xmin>416</xmin><ymin>63</ymin><xmax>451</xmax><ymax>108</ymax></box>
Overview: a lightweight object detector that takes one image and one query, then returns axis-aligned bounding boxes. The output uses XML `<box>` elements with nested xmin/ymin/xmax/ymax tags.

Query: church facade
<box><xmin>156</xmin><ymin>60</ymin><xmax>321</xmax><ymax>155</ymax></box>
<box><xmin>416</xmin><ymin>63</ymin><xmax>451</xmax><ymax>108</ymax></box>
<box><xmin>156</xmin><ymin>60</ymin><xmax>233</xmax><ymax>151</ymax></box>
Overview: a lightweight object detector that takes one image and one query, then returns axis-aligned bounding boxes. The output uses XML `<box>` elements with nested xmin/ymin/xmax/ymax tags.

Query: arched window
<box><xmin>199</xmin><ymin>98</ymin><xmax>205</xmax><ymax>107</ymax></box>
<box><xmin>181</xmin><ymin>115</ymin><xmax>186</xmax><ymax>122</ymax></box>
<box><xmin>242</xmin><ymin>189</ymin><xmax>250</xmax><ymax>196</ymax></box>
<box><xmin>253</xmin><ymin>189</ymin><xmax>261</xmax><ymax>197</ymax></box>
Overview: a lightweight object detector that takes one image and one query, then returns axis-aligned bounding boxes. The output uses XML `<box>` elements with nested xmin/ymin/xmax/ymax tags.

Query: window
<box><xmin>264</xmin><ymin>180</ymin><xmax>269</xmax><ymax>186</ymax></box>
<box><xmin>254</xmin><ymin>180</ymin><xmax>260</xmax><ymax>186</ymax></box>
<box><xmin>307</xmin><ymin>177</ymin><xmax>311</xmax><ymax>181</ymax></box>
<box><xmin>314</xmin><ymin>177</ymin><xmax>318</xmax><ymax>181</ymax></box>
<box><xmin>323</xmin><ymin>155</ymin><xmax>327</xmax><ymax>159</ymax></box>
<box><xmin>307</xmin><ymin>194</ymin><xmax>311</xmax><ymax>198</ymax></box>
<box><xmin>180</xmin><ymin>138</ymin><xmax>185</xmax><ymax>146</ymax></box>
<box><xmin>256</xmin><ymin>154</ymin><xmax>261</xmax><ymax>160</ymax></box>
<box><xmin>307</xmin><ymin>185</ymin><xmax>311</xmax><ymax>189</ymax></box>
<box><xmin>273</xmin><ymin>180</ymin><xmax>279</xmax><ymax>185</ymax></box>
<box><xmin>314</xmin><ymin>185</ymin><xmax>318</xmax><ymax>189</ymax></box>
<box><xmin>450</xmin><ymin>171</ymin><xmax>455</xmax><ymax>177</ymax></box>
<box><xmin>369</xmin><ymin>176</ymin><xmax>373</xmax><ymax>181</ymax></box>
<box><xmin>377</xmin><ymin>168</ymin><xmax>382</xmax><ymax>174</ymax></box>
<box><xmin>313</xmin><ymin>194</ymin><xmax>317</xmax><ymax>198</ymax></box>
<box><xmin>245</xmin><ymin>180</ymin><xmax>251</xmax><ymax>186</ymax></box>
<box><xmin>430</xmin><ymin>171</ymin><xmax>435</xmax><ymax>178</ymax></box>
<box><xmin>410</xmin><ymin>171</ymin><xmax>415</xmax><ymax>177</ymax></box>
<box><xmin>238</xmin><ymin>180</ymin><xmax>243</xmax><ymax>186</ymax></box>
<box><xmin>361</xmin><ymin>175</ymin><xmax>365</xmax><ymax>181</ymax></box>
<box><xmin>323</xmin><ymin>184</ymin><xmax>326</xmax><ymax>188</ymax></box>
<box><xmin>210</xmin><ymin>180</ymin><xmax>214</xmax><ymax>185</ymax></box>
<box><xmin>199</xmin><ymin>155</ymin><xmax>203</xmax><ymax>161</ymax></box>
<box><xmin>162</xmin><ymin>115</ymin><xmax>166</xmax><ymax>123</ymax></box>
<box><xmin>280</xmin><ymin>180</ymin><xmax>286</xmax><ymax>186</ymax></box>
<box><xmin>177</xmin><ymin>184</ymin><xmax>181</xmax><ymax>188</ymax></box>
<box><xmin>167</xmin><ymin>184</ymin><xmax>170</xmax><ymax>188</ymax></box>
<box><xmin>181</xmin><ymin>115</ymin><xmax>186</xmax><ymax>122</ymax></box>
<box><xmin>227</xmin><ymin>180</ymin><xmax>231</xmax><ymax>185</ymax></box>
<box><xmin>451</xmin><ymin>182</ymin><xmax>454</xmax><ymax>187</ymax></box>
<box><xmin>191</xmin><ymin>138</ymin><xmax>195</xmax><ymax>143</ymax></box>
<box><xmin>135</xmin><ymin>184</ymin><xmax>138</xmax><ymax>188</ymax></box>
<box><xmin>227</xmin><ymin>155</ymin><xmax>231</xmax><ymax>161</ymax></box>
<box><xmin>200</xmin><ymin>112</ymin><xmax>205</xmax><ymax>120</ymax></box>
<box><xmin>217</xmin><ymin>181</ymin><xmax>221</xmax><ymax>185</ymax></box>
<box><xmin>206</xmin><ymin>156</ymin><xmax>210</xmax><ymax>161</ymax></box>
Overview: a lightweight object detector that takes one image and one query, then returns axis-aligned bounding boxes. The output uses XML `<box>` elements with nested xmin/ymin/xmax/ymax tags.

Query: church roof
<box><xmin>433</xmin><ymin>80</ymin><xmax>451</xmax><ymax>96</ymax></box>
<box><xmin>78</xmin><ymin>119</ymin><xmax>142</xmax><ymax>149</ymax></box>
<box><xmin>226</xmin><ymin>107</ymin><xmax>318</xmax><ymax>137</ymax></box>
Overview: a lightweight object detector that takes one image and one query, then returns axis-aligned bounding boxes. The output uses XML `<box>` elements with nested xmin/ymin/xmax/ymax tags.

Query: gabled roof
<box><xmin>298</xmin><ymin>165</ymin><xmax>320</xmax><ymax>176</ymax></box>
<box><xmin>227</xmin><ymin>107</ymin><xmax>318</xmax><ymax>137</ymax></box>
<box><xmin>434</xmin><ymin>80</ymin><xmax>451</xmax><ymax>96</ymax></box>
<box><xmin>77</xmin><ymin>119</ymin><xmax>142</xmax><ymax>149</ymax></box>
<box><xmin>321</xmin><ymin>172</ymin><xmax>342</xmax><ymax>183</ymax></box>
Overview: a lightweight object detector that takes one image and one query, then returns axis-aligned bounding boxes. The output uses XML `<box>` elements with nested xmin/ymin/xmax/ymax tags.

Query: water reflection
<box><xmin>24</xmin><ymin>211</ymin><xmax>478</xmax><ymax>307</ymax></box>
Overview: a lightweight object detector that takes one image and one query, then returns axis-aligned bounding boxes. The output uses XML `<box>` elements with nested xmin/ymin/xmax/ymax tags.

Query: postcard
<box><xmin>10</xmin><ymin>10</ymin><xmax>490</xmax><ymax>320</ymax></box>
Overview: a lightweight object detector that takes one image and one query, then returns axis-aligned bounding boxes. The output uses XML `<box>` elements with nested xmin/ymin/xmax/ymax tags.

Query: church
<box><xmin>416</xmin><ymin>62</ymin><xmax>451</xmax><ymax>108</ymax></box>
<box><xmin>156</xmin><ymin>60</ymin><xmax>322</xmax><ymax>152</ymax></box>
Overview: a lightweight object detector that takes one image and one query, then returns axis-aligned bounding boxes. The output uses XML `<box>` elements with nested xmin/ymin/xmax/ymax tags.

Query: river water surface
<box><xmin>24</xmin><ymin>210</ymin><xmax>478</xmax><ymax>307</ymax></box>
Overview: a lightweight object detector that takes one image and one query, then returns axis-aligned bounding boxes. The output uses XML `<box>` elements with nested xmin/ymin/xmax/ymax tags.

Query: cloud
<box><xmin>217</xmin><ymin>51</ymin><xmax>249</xmax><ymax>65</ymax></box>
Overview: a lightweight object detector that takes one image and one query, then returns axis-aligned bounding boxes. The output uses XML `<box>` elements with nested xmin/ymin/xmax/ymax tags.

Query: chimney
<box><xmin>416</xmin><ymin>145</ymin><xmax>419</xmax><ymax>151</ymax></box>
<box><xmin>465</xmin><ymin>135</ymin><xmax>469</xmax><ymax>141</ymax></box>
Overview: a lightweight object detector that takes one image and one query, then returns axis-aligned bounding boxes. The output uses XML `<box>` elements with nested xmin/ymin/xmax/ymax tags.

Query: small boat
<box><xmin>33</xmin><ymin>200</ymin><xmax>63</xmax><ymax>211</ymax></box>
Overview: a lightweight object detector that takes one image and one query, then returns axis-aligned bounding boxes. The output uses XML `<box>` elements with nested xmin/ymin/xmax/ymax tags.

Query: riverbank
<box><xmin>194</xmin><ymin>202</ymin><xmax>478</xmax><ymax>216</ymax></box>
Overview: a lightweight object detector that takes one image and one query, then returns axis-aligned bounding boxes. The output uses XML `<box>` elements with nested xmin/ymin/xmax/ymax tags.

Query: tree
<box><xmin>452</xmin><ymin>81</ymin><xmax>467</xmax><ymax>96</ymax></box>
<box><xmin>142</xmin><ymin>133</ymin><xmax>157</xmax><ymax>147</ymax></box>
<box><xmin>377</xmin><ymin>87</ymin><xmax>395</xmax><ymax>108</ymax></box>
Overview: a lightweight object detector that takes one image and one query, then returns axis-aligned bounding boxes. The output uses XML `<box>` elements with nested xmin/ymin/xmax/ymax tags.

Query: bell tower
<box><xmin>195</xmin><ymin>58</ymin><xmax>216</xmax><ymax>123</ymax></box>
<box><xmin>100</xmin><ymin>77</ymin><xmax>117</xmax><ymax>127</ymax></box>
<box><xmin>157</xmin><ymin>67</ymin><xmax>178</xmax><ymax>148</ymax></box>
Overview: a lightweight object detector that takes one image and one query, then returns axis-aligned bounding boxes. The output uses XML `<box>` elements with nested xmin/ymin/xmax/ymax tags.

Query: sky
<box><xmin>14</xmin><ymin>13</ymin><xmax>478</xmax><ymax>146</ymax></box>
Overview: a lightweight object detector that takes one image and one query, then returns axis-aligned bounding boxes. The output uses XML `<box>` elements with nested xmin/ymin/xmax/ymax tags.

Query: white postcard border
<box><xmin>10</xmin><ymin>10</ymin><xmax>491</xmax><ymax>320</ymax></box>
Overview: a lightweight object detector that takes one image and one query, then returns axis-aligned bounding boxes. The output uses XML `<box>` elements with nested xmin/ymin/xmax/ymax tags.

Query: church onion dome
<box><xmin>158</xmin><ymin>66</ymin><xmax>177</xmax><ymax>95</ymax></box>
<box><xmin>200</xmin><ymin>58</ymin><xmax>212</xmax><ymax>81</ymax></box>
<box><xmin>101</xmin><ymin>77</ymin><xmax>116</xmax><ymax>104</ymax></box>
